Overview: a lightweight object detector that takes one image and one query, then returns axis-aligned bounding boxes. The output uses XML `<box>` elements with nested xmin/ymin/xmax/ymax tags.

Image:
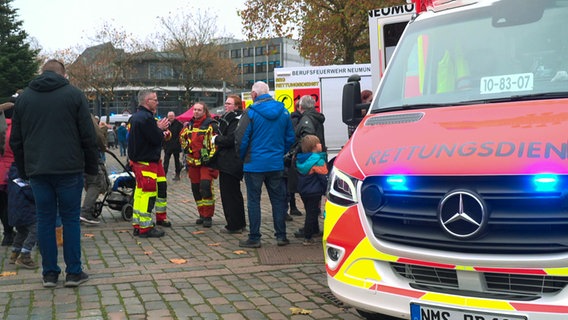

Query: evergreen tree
<box><xmin>0</xmin><ymin>0</ymin><xmax>39</xmax><ymax>98</ymax></box>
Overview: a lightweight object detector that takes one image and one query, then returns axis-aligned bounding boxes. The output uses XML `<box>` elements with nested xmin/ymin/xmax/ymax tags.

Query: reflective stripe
<box><xmin>155</xmin><ymin>197</ymin><xmax>167</xmax><ymax>213</ymax></box>
<box><xmin>141</xmin><ymin>170</ymin><xmax>158</xmax><ymax>180</ymax></box>
<box><xmin>197</xmin><ymin>199</ymin><xmax>215</xmax><ymax>207</ymax></box>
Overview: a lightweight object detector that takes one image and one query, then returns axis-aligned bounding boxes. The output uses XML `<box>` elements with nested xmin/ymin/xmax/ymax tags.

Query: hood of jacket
<box><xmin>28</xmin><ymin>71</ymin><xmax>69</xmax><ymax>93</ymax></box>
<box><xmin>301</xmin><ymin>109</ymin><xmax>325</xmax><ymax>125</ymax></box>
<box><xmin>249</xmin><ymin>94</ymin><xmax>286</xmax><ymax>121</ymax></box>
<box><xmin>296</xmin><ymin>152</ymin><xmax>327</xmax><ymax>175</ymax></box>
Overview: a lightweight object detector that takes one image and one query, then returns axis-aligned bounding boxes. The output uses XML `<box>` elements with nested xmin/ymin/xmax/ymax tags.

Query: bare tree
<box><xmin>67</xmin><ymin>23</ymin><xmax>141</xmax><ymax>122</ymax></box>
<box><xmin>158</xmin><ymin>8</ymin><xmax>237</xmax><ymax>106</ymax></box>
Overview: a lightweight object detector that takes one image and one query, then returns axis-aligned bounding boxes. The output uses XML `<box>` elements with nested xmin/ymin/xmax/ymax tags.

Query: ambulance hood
<box><xmin>338</xmin><ymin>99</ymin><xmax>568</xmax><ymax>180</ymax></box>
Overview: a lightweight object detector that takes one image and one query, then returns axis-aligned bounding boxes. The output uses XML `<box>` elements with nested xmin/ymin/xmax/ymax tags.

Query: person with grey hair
<box><xmin>128</xmin><ymin>90</ymin><xmax>171</xmax><ymax>238</ymax></box>
<box><xmin>235</xmin><ymin>81</ymin><xmax>295</xmax><ymax>248</ymax></box>
<box><xmin>295</xmin><ymin>95</ymin><xmax>326</xmax><ymax>151</ymax></box>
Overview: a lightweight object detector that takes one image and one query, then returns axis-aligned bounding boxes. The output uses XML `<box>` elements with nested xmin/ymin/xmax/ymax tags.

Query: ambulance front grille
<box><xmin>391</xmin><ymin>262</ymin><xmax>568</xmax><ymax>299</ymax></box>
<box><xmin>362</xmin><ymin>175</ymin><xmax>568</xmax><ymax>254</ymax></box>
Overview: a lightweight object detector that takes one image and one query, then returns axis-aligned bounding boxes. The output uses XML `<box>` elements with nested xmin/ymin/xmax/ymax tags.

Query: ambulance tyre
<box><xmin>356</xmin><ymin>310</ymin><xmax>400</xmax><ymax>320</ymax></box>
<box><xmin>121</xmin><ymin>203</ymin><xmax>133</xmax><ymax>221</ymax></box>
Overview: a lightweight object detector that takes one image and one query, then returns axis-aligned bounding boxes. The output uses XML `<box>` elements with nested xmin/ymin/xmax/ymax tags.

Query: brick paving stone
<box><xmin>212</xmin><ymin>303</ymin><xmax>238</xmax><ymax>314</ymax></box>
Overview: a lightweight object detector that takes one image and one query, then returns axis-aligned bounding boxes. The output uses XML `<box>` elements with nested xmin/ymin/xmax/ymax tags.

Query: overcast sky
<box><xmin>11</xmin><ymin>0</ymin><xmax>246</xmax><ymax>53</ymax></box>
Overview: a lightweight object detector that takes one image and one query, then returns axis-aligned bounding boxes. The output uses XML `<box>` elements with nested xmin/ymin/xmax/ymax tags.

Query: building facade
<box><xmin>73</xmin><ymin>37</ymin><xmax>309</xmax><ymax>118</ymax></box>
<box><xmin>220</xmin><ymin>37</ymin><xmax>309</xmax><ymax>89</ymax></box>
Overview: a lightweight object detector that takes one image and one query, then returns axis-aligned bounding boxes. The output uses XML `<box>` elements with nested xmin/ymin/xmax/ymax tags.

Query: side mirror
<box><xmin>342</xmin><ymin>75</ymin><xmax>362</xmax><ymax>126</ymax></box>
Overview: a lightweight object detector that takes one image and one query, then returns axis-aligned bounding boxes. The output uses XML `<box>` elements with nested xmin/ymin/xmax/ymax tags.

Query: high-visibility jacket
<box><xmin>180</xmin><ymin>116</ymin><xmax>218</xmax><ymax>167</ymax></box>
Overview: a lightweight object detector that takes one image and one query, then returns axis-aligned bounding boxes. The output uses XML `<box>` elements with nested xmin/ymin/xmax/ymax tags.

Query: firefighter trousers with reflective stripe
<box><xmin>188</xmin><ymin>166</ymin><xmax>218</xmax><ymax>218</ymax></box>
<box><xmin>130</xmin><ymin>160</ymin><xmax>167</xmax><ymax>231</ymax></box>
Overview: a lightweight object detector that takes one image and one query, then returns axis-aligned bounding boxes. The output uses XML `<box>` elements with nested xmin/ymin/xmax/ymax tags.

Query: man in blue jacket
<box><xmin>235</xmin><ymin>81</ymin><xmax>295</xmax><ymax>248</ymax></box>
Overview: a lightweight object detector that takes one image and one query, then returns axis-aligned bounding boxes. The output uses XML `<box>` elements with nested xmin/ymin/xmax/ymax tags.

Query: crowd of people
<box><xmin>0</xmin><ymin>59</ymin><xmax>331</xmax><ymax>288</ymax></box>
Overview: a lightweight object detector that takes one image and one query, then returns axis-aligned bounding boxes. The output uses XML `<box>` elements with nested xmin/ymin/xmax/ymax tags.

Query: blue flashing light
<box><xmin>533</xmin><ymin>174</ymin><xmax>558</xmax><ymax>192</ymax></box>
<box><xmin>386</xmin><ymin>175</ymin><xmax>408</xmax><ymax>191</ymax></box>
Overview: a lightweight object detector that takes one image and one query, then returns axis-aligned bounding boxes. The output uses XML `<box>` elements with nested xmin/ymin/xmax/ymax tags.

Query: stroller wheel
<box><xmin>93</xmin><ymin>201</ymin><xmax>104</xmax><ymax>218</ymax></box>
<box><xmin>121</xmin><ymin>203</ymin><xmax>133</xmax><ymax>221</ymax></box>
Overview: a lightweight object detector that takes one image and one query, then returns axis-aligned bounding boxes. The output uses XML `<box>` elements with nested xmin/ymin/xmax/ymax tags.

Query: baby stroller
<box><xmin>93</xmin><ymin>150</ymin><xmax>136</xmax><ymax>221</ymax></box>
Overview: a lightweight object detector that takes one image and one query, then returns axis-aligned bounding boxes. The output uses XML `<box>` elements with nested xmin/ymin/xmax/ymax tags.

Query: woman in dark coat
<box><xmin>210</xmin><ymin>95</ymin><xmax>246</xmax><ymax>233</ymax></box>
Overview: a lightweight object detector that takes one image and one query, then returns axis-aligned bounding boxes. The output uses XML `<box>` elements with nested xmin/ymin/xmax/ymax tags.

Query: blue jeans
<box><xmin>119</xmin><ymin>140</ymin><xmax>127</xmax><ymax>157</ymax></box>
<box><xmin>244</xmin><ymin>171</ymin><xmax>287</xmax><ymax>241</ymax></box>
<box><xmin>30</xmin><ymin>173</ymin><xmax>84</xmax><ymax>276</ymax></box>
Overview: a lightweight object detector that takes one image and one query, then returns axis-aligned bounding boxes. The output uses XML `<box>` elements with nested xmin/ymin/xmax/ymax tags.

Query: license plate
<box><xmin>410</xmin><ymin>303</ymin><xmax>527</xmax><ymax>320</ymax></box>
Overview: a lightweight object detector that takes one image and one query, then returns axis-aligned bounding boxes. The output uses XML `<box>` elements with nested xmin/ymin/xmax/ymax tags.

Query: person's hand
<box><xmin>0</xmin><ymin>102</ymin><xmax>14</xmax><ymax>111</ymax></box>
<box><xmin>157</xmin><ymin>118</ymin><xmax>170</xmax><ymax>130</ymax></box>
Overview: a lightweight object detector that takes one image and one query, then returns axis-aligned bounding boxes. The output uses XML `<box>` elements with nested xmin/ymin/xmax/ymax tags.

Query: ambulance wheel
<box><xmin>93</xmin><ymin>201</ymin><xmax>104</xmax><ymax>218</ymax></box>
<box><xmin>356</xmin><ymin>310</ymin><xmax>400</xmax><ymax>320</ymax></box>
<box><xmin>121</xmin><ymin>203</ymin><xmax>133</xmax><ymax>221</ymax></box>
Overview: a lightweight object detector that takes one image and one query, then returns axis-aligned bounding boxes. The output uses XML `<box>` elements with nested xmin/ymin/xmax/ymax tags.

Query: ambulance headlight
<box><xmin>326</xmin><ymin>167</ymin><xmax>359</xmax><ymax>206</ymax></box>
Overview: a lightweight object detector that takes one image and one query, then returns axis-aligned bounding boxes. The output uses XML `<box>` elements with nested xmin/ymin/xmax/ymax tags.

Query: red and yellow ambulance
<box><xmin>326</xmin><ymin>0</ymin><xmax>568</xmax><ymax>319</ymax></box>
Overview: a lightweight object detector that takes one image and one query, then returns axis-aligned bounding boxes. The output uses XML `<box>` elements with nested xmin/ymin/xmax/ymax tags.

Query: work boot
<box><xmin>138</xmin><ymin>227</ymin><xmax>165</xmax><ymax>238</ymax></box>
<box><xmin>9</xmin><ymin>251</ymin><xmax>19</xmax><ymax>264</ymax></box>
<box><xmin>156</xmin><ymin>219</ymin><xmax>172</xmax><ymax>227</ymax></box>
<box><xmin>203</xmin><ymin>217</ymin><xmax>212</xmax><ymax>228</ymax></box>
<box><xmin>15</xmin><ymin>252</ymin><xmax>37</xmax><ymax>269</ymax></box>
<box><xmin>290</xmin><ymin>208</ymin><xmax>303</xmax><ymax>216</ymax></box>
<box><xmin>173</xmin><ymin>173</ymin><xmax>181</xmax><ymax>181</ymax></box>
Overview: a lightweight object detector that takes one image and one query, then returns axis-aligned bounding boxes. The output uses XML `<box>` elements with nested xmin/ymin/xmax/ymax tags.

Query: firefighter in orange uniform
<box><xmin>179</xmin><ymin>102</ymin><xmax>219</xmax><ymax>228</ymax></box>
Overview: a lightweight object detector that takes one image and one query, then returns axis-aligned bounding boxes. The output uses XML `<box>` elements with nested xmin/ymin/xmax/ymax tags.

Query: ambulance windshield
<box><xmin>373</xmin><ymin>0</ymin><xmax>568</xmax><ymax>111</ymax></box>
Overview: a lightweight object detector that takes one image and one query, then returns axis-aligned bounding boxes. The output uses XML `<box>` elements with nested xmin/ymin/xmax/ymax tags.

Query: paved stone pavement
<box><xmin>0</xmin><ymin>153</ymin><xmax>363</xmax><ymax>320</ymax></box>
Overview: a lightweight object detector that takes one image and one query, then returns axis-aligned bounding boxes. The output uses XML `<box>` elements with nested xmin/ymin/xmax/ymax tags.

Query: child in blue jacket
<box><xmin>295</xmin><ymin>135</ymin><xmax>328</xmax><ymax>245</ymax></box>
<box><xmin>8</xmin><ymin>162</ymin><xmax>37</xmax><ymax>269</ymax></box>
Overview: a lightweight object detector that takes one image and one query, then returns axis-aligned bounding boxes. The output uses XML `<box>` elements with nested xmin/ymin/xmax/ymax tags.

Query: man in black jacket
<box><xmin>10</xmin><ymin>59</ymin><xmax>99</xmax><ymax>288</ymax></box>
<box><xmin>163</xmin><ymin>111</ymin><xmax>184</xmax><ymax>181</ymax></box>
<box><xmin>128</xmin><ymin>90</ymin><xmax>171</xmax><ymax>237</ymax></box>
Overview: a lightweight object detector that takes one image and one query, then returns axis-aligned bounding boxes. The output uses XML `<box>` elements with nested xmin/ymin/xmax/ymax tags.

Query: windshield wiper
<box><xmin>372</xmin><ymin>103</ymin><xmax>452</xmax><ymax>113</ymax></box>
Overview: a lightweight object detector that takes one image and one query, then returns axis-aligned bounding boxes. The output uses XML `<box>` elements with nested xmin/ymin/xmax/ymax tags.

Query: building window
<box><xmin>256</xmin><ymin>62</ymin><xmax>266</xmax><ymax>73</ymax></box>
<box><xmin>268</xmin><ymin>60</ymin><xmax>277</xmax><ymax>72</ymax></box>
<box><xmin>268</xmin><ymin>45</ymin><xmax>280</xmax><ymax>55</ymax></box>
<box><xmin>148</xmin><ymin>62</ymin><xmax>174</xmax><ymax>79</ymax></box>
<box><xmin>242</xmin><ymin>64</ymin><xmax>254</xmax><ymax>74</ymax></box>
<box><xmin>231</xmin><ymin>49</ymin><xmax>241</xmax><ymax>58</ymax></box>
<box><xmin>243</xmin><ymin>47</ymin><xmax>251</xmax><ymax>57</ymax></box>
<box><xmin>255</xmin><ymin>46</ymin><xmax>265</xmax><ymax>56</ymax></box>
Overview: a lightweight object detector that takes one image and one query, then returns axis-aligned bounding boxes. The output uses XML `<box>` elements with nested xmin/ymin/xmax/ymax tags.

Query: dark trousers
<box><xmin>300</xmin><ymin>194</ymin><xmax>321</xmax><ymax>239</ymax></box>
<box><xmin>0</xmin><ymin>191</ymin><xmax>13</xmax><ymax>236</ymax></box>
<box><xmin>163</xmin><ymin>150</ymin><xmax>181</xmax><ymax>175</ymax></box>
<box><xmin>219</xmin><ymin>172</ymin><xmax>246</xmax><ymax>231</ymax></box>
